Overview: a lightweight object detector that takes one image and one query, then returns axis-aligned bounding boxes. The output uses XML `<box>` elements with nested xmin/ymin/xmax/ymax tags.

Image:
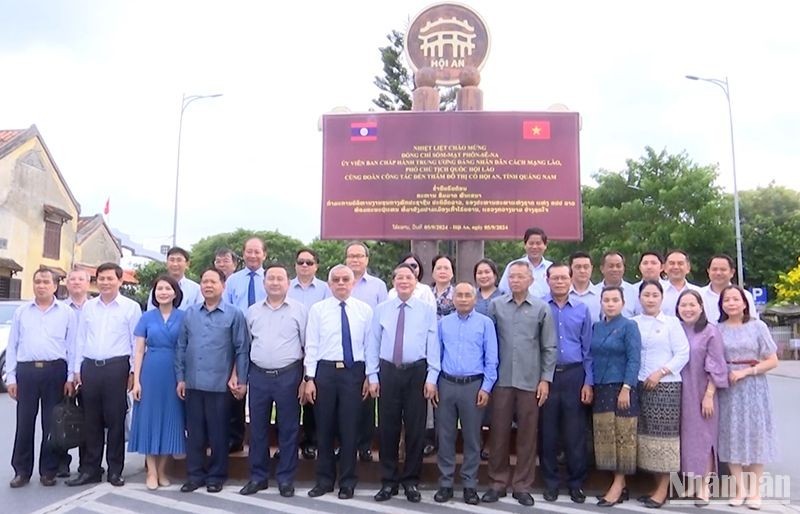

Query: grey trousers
<box><xmin>436</xmin><ymin>378</ymin><xmax>483</xmax><ymax>489</ymax></box>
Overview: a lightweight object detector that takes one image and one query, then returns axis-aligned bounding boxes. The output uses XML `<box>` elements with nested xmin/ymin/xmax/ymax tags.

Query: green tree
<box><xmin>309</xmin><ymin>238</ymin><xmax>346</xmax><ymax>279</ymax></box>
<box><xmin>574</xmin><ymin>147</ymin><xmax>735</xmax><ymax>283</ymax></box>
<box><xmin>739</xmin><ymin>183</ymin><xmax>800</xmax><ymax>290</ymax></box>
<box><xmin>121</xmin><ymin>260</ymin><xmax>167</xmax><ymax>308</ymax></box>
<box><xmin>188</xmin><ymin>228</ymin><xmax>304</xmax><ymax>278</ymax></box>
<box><xmin>372</xmin><ymin>30</ymin><xmax>458</xmax><ymax>112</ymax></box>
<box><xmin>775</xmin><ymin>257</ymin><xmax>800</xmax><ymax>304</ymax></box>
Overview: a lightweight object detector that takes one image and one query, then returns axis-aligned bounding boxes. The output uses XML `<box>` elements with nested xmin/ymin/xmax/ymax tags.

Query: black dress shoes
<box><xmin>279</xmin><ymin>484</ymin><xmax>295</xmax><ymax>497</ymax></box>
<box><xmin>481</xmin><ymin>489</ymin><xmax>506</xmax><ymax>502</ymax></box>
<box><xmin>644</xmin><ymin>497</ymin><xmax>666</xmax><ymax>508</ymax></box>
<box><xmin>423</xmin><ymin>444</ymin><xmax>436</xmax><ymax>457</ymax></box>
<box><xmin>434</xmin><ymin>487</ymin><xmax>453</xmax><ymax>502</ymax></box>
<box><xmin>404</xmin><ymin>484</ymin><xmax>421</xmax><ymax>503</ymax></box>
<box><xmin>56</xmin><ymin>463</ymin><xmax>71</xmax><ymax>478</ymax></box>
<box><xmin>108</xmin><ymin>474</ymin><xmax>125</xmax><ymax>487</ymax></box>
<box><xmin>239</xmin><ymin>480</ymin><xmax>268</xmax><ymax>495</ymax></box>
<box><xmin>308</xmin><ymin>484</ymin><xmax>333</xmax><ymax>497</ymax></box>
<box><xmin>9</xmin><ymin>475</ymin><xmax>29</xmax><ymax>488</ymax></box>
<box><xmin>206</xmin><ymin>483</ymin><xmax>223</xmax><ymax>493</ymax></box>
<box><xmin>543</xmin><ymin>488</ymin><xmax>559</xmax><ymax>502</ymax></box>
<box><xmin>66</xmin><ymin>473</ymin><xmax>101</xmax><ymax>487</ymax></box>
<box><xmin>597</xmin><ymin>494</ymin><xmax>625</xmax><ymax>507</ymax></box>
<box><xmin>374</xmin><ymin>485</ymin><xmax>399</xmax><ymax>501</ymax></box>
<box><xmin>569</xmin><ymin>488</ymin><xmax>586</xmax><ymax>503</ymax></box>
<box><xmin>464</xmin><ymin>488</ymin><xmax>480</xmax><ymax>505</ymax></box>
<box><xmin>40</xmin><ymin>475</ymin><xmax>57</xmax><ymax>487</ymax></box>
<box><xmin>180</xmin><ymin>481</ymin><xmax>203</xmax><ymax>493</ymax></box>
<box><xmin>301</xmin><ymin>445</ymin><xmax>317</xmax><ymax>460</ymax></box>
<box><xmin>513</xmin><ymin>491</ymin><xmax>535</xmax><ymax>506</ymax></box>
<box><xmin>480</xmin><ymin>448</ymin><xmax>489</xmax><ymax>460</ymax></box>
<box><xmin>358</xmin><ymin>449</ymin><xmax>373</xmax><ymax>462</ymax></box>
<box><xmin>338</xmin><ymin>486</ymin><xmax>354</xmax><ymax>499</ymax></box>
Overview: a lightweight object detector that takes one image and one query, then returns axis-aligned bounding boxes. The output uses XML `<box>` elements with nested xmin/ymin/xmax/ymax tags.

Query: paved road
<box><xmin>1</xmin><ymin>364</ymin><xmax>799</xmax><ymax>513</ymax></box>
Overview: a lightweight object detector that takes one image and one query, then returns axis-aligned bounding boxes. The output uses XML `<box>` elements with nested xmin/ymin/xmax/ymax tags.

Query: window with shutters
<box><xmin>43</xmin><ymin>219</ymin><xmax>62</xmax><ymax>259</ymax></box>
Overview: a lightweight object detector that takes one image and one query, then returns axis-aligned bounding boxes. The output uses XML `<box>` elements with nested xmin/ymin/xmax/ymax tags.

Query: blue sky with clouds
<box><xmin>1</xmin><ymin>0</ymin><xmax>798</xmax><ymax>250</ymax></box>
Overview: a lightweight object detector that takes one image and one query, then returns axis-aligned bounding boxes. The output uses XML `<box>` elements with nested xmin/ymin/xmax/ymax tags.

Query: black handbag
<box><xmin>47</xmin><ymin>395</ymin><xmax>84</xmax><ymax>451</ymax></box>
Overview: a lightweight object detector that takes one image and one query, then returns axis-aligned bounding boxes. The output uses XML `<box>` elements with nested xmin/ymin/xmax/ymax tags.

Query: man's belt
<box><xmin>19</xmin><ymin>359</ymin><xmax>65</xmax><ymax>369</ymax></box>
<box><xmin>250</xmin><ymin>359</ymin><xmax>302</xmax><ymax>377</ymax></box>
<box><xmin>319</xmin><ymin>360</ymin><xmax>364</xmax><ymax>369</ymax></box>
<box><xmin>440</xmin><ymin>371</ymin><xmax>483</xmax><ymax>384</ymax></box>
<box><xmin>380</xmin><ymin>358</ymin><xmax>426</xmax><ymax>371</ymax></box>
<box><xmin>85</xmin><ymin>355</ymin><xmax>129</xmax><ymax>367</ymax></box>
<box><xmin>555</xmin><ymin>362</ymin><xmax>583</xmax><ymax>373</ymax></box>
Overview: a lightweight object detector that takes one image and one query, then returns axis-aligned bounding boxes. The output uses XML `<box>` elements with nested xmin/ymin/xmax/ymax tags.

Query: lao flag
<box><xmin>522</xmin><ymin>120</ymin><xmax>551</xmax><ymax>140</ymax></box>
<box><xmin>351</xmin><ymin>121</ymin><xmax>377</xmax><ymax>142</ymax></box>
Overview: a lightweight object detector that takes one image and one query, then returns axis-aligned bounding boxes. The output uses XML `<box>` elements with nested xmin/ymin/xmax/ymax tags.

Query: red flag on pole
<box><xmin>103</xmin><ymin>198</ymin><xmax>110</xmax><ymax>215</ymax></box>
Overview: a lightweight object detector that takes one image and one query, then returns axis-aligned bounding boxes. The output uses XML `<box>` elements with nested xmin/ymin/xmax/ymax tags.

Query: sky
<box><xmin>1</xmin><ymin>0</ymin><xmax>798</xmax><ymax>252</ymax></box>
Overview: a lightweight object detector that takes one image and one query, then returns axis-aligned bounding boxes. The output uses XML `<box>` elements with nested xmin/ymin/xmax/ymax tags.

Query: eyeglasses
<box><xmin>296</xmin><ymin>259</ymin><xmax>316</xmax><ymax>266</ymax></box>
<box><xmin>331</xmin><ymin>277</ymin><xmax>351</xmax><ymax>283</ymax></box>
<box><xmin>346</xmin><ymin>254</ymin><xmax>367</xmax><ymax>259</ymax></box>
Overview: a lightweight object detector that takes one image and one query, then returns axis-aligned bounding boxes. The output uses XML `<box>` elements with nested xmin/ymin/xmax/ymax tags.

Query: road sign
<box><xmin>751</xmin><ymin>286</ymin><xmax>768</xmax><ymax>306</ymax></box>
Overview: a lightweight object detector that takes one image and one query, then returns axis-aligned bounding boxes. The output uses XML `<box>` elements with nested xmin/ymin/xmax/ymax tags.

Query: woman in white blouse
<box><xmin>633</xmin><ymin>279</ymin><xmax>690</xmax><ymax>508</ymax></box>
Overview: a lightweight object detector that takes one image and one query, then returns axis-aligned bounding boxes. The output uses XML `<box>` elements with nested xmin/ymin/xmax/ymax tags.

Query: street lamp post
<box><xmin>172</xmin><ymin>92</ymin><xmax>223</xmax><ymax>247</ymax></box>
<box><xmin>685</xmin><ymin>75</ymin><xmax>745</xmax><ymax>285</ymax></box>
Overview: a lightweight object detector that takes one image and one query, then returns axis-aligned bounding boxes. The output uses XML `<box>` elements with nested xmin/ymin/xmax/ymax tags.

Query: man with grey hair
<box><xmin>303</xmin><ymin>264</ymin><xmax>372</xmax><ymax>500</ymax></box>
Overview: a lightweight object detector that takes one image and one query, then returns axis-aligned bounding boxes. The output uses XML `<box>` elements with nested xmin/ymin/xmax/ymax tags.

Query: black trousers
<box><xmin>12</xmin><ymin>360</ymin><xmax>67</xmax><ymax>479</ymax></box>
<box><xmin>186</xmin><ymin>389</ymin><xmax>230</xmax><ymax>485</ymax></box>
<box><xmin>358</xmin><ymin>396</ymin><xmax>376</xmax><ymax>452</ymax></box>
<box><xmin>301</xmin><ymin>405</ymin><xmax>316</xmax><ymax>449</ymax></box>
<box><xmin>80</xmin><ymin>357</ymin><xmax>130</xmax><ymax>477</ymax></box>
<box><xmin>229</xmin><ymin>394</ymin><xmax>247</xmax><ymax>449</ymax></box>
<box><xmin>314</xmin><ymin>361</ymin><xmax>364</xmax><ymax>489</ymax></box>
<box><xmin>539</xmin><ymin>364</ymin><xmax>588</xmax><ymax>490</ymax></box>
<box><xmin>378</xmin><ymin>360</ymin><xmax>426</xmax><ymax>487</ymax></box>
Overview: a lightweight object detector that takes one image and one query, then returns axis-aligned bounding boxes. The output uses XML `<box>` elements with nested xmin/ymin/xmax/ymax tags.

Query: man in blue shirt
<box><xmin>367</xmin><ymin>264</ymin><xmax>439</xmax><ymax>503</ymax></box>
<box><xmin>176</xmin><ymin>268</ymin><xmax>249</xmax><ymax>494</ymax></box>
<box><xmin>541</xmin><ymin>263</ymin><xmax>594</xmax><ymax>504</ymax></box>
<box><xmin>223</xmin><ymin>236</ymin><xmax>266</xmax><ymax>453</ymax></box>
<box><xmin>434</xmin><ymin>282</ymin><xmax>498</xmax><ymax>505</ymax></box>
<box><xmin>6</xmin><ymin>269</ymin><xmax>77</xmax><ymax>488</ymax></box>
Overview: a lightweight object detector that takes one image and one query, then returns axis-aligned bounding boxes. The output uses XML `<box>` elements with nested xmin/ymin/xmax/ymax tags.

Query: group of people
<box><xmin>3</xmin><ymin>228</ymin><xmax>779</xmax><ymax>510</ymax></box>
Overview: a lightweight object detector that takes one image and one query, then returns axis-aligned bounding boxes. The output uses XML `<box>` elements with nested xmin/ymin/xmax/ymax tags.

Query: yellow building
<box><xmin>0</xmin><ymin>125</ymin><xmax>82</xmax><ymax>299</ymax></box>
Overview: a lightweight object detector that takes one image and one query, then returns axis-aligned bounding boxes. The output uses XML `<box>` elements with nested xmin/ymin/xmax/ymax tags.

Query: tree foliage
<box><xmin>775</xmin><ymin>257</ymin><xmax>800</xmax><ymax>304</ymax></box>
<box><xmin>122</xmin><ymin>260</ymin><xmax>167</xmax><ymax>308</ymax></box>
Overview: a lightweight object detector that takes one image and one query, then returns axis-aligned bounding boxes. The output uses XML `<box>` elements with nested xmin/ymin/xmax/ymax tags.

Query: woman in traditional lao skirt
<box><xmin>633</xmin><ymin>280</ymin><xmax>690</xmax><ymax>509</ymax></box>
<box><xmin>591</xmin><ymin>286</ymin><xmax>641</xmax><ymax>507</ymax></box>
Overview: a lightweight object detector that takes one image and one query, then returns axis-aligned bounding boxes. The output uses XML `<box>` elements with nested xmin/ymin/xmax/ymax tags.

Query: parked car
<box><xmin>0</xmin><ymin>300</ymin><xmax>26</xmax><ymax>392</ymax></box>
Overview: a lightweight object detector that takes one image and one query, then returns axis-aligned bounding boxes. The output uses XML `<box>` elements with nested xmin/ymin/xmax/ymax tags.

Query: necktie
<box><xmin>248</xmin><ymin>271</ymin><xmax>256</xmax><ymax>307</ymax></box>
<box><xmin>393</xmin><ymin>302</ymin><xmax>406</xmax><ymax>366</ymax></box>
<box><xmin>340</xmin><ymin>301</ymin><xmax>354</xmax><ymax>368</ymax></box>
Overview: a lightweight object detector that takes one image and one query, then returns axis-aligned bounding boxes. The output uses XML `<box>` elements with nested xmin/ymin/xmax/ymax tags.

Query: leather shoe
<box><xmin>374</xmin><ymin>485</ymin><xmax>398</xmax><ymax>501</ymax></box>
<box><xmin>434</xmin><ymin>487</ymin><xmax>453</xmax><ymax>502</ymax></box>
<box><xmin>239</xmin><ymin>480</ymin><xmax>268</xmax><ymax>495</ymax></box>
<box><xmin>543</xmin><ymin>488</ymin><xmax>558</xmax><ymax>502</ymax></box>
<box><xmin>480</xmin><ymin>448</ymin><xmax>489</xmax><ymax>460</ymax></box>
<box><xmin>272</xmin><ymin>450</ymin><xmax>280</xmax><ymax>460</ymax></box>
<box><xmin>569</xmin><ymin>488</ymin><xmax>586</xmax><ymax>504</ymax></box>
<box><xmin>308</xmin><ymin>484</ymin><xmax>333</xmax><ymax>497</ymax></box>
<box><xmin>66</xmin><ymin>472</ymin><xmax>101</xmax><ymax>487</ymax></box>
<box><xmin>597</xmin><ymin>494</ymin><xmax>625</xmax><ymax>507</ymax></box>
<box><xmin>108</xmin><ymin>474</ymin><xmax>125</xmax><ymax>487</ymax></box>
<box><xmin>56</xmin><ymin>463</ymin><xmax>71</xmax><ymax>478</ymax></box>
<box><xmin>180</xmin><ymin>481</ymin><xmax>203</xmax><ymax>492</ymax></box>
<box><xmin>40</xmin><ymin>475</ymin><xmax>57</xmax><ymax>487</ymax></box>
<box><xmin>464</xmin><ymin>488</ymin><xmax>480</xmax><ymax>505</ymax></box>
<box><xmin>9</xmin><ymin>475</ymin><xmax>29</xmax><ymax>488</ymax></box>
<box><xmin>338</xmin><ymin>486</ymin><xmax>354</xmax><ymax>499</ymax></box>
<box><xmin>404</xmin><ymin>484</ymin><xmax>421</xmax><ymax>503</ymax></box>
<box><xmin>481</xmin><ymin>489</ymin><xmax>506</xmax><ymax>502</ymax></box>
<box><xmin>206</xmin><ymin>483</ymin><xmax>223</xmax><ymax>493</ymax></box>
<box><xmin>423</xmin><ymin>444</ymin><xmax>436</xmax><ymax>457</ymax></box>
<box><xmin>279</xmin><ymin>484</ymin><xmax>295</xmax><ymax>497</ymax></box>
<box><xmin>644</xmin><ymin>497</ymin><xmax>665</xmax><ymax>508</ymax></box>
<box><xmin>358</xmin><ymin>449</ymin><xmax>373</xmax><ymax>462</ymax></box>
<box><xmin>301</xmin><ymin>446</ymin><xmax>317</xmax><ymax>460</ymax></box>
<box><xmin>513</xmin><ymin>491</ymin><xmax>535</xmax><ymax>506</ymax></box>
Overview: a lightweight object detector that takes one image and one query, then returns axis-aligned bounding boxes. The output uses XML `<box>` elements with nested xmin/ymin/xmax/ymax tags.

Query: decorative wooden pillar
<box><xmin>455</xmin><ymin>67</ymin><xmax>485</xmax><ymax>284</ymax></box>
<box><xmin>410</xmin><ymin>67</ymin><xmax>440</xmax><ymax>282</ymax></box>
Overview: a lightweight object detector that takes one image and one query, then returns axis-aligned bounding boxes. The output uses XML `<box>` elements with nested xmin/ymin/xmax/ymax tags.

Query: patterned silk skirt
<box><xmin>593</xmin><ymin>383</ymin><xmax>639</xmax><ymax>474</ymax></box>
<box><xmin>637</xmin><ymin>381</ymin><xmax>681</xmax><ymax>473</ymax></box>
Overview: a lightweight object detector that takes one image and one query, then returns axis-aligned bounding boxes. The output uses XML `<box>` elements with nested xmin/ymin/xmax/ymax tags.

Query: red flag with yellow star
<box><xmin>522</xmin><ymin>120</ymin><xmax>551</xmax><ymax>140</ymax></box>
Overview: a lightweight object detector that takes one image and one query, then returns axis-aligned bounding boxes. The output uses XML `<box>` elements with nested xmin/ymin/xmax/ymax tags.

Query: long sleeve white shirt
<box><xmin>633</xmin><ymin>312</ymin><xmax>690</xmax><ymax>382</ymax></box>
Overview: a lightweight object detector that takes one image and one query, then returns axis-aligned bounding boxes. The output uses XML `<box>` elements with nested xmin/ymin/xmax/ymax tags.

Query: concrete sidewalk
<box><xmin>773</xmin><ymin>359</ymin><xmax>800</xmax><ymax>379</ymax></box>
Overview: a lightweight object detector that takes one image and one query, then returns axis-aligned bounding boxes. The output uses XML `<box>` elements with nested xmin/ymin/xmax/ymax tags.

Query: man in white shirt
<box><xmin>598</xmin><ymin>251</ymin><xmax>637</xmax><ymax>318</ymax></box>
<box><xmin>303</xmin><ymin>265</ymin><xmax>372</xmax><ymax>500</ymax></box>
<box><xmin>568</xmin><ymin>251</ymin><xmax>601</xmax><ymax>322</ymax></box>
<box><xmin>700</xmin><ymin>254</ymin><xmax>758</xmax><ymax>323</ymax></box>
<box><xmin>661</xmin><ymin>250</ymin><xmax>700</xmax><ymax>316</ymax></box>
<box><xmin>68</xmin><ymin>263</ymin><xmax>141</xmax><ymax>488</ymax></box>
<box><xmin>147</xmin><ymin>247</ymin><xmax>202</xmax><ymax>311</ymax></box>
<box><xmin>633</xmin><ymin>251</ymin><xmax>666</xmax><ymax>315</ymax></box>
<box><xmin>498</xmin><ymin>227</ymin><xmax>552</xmax><ymax>299</ymax></box>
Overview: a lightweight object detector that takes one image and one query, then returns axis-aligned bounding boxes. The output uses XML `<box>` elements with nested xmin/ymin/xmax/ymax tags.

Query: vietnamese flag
<box><xmin>522</xmin><ymin>120</ymin><xmax>551</xmax><ymax>140</ymax></box>
<box><xmin>103</xmin><ymin>197</ymin><xmax>110</xmax><ymax>215</ymax></box>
